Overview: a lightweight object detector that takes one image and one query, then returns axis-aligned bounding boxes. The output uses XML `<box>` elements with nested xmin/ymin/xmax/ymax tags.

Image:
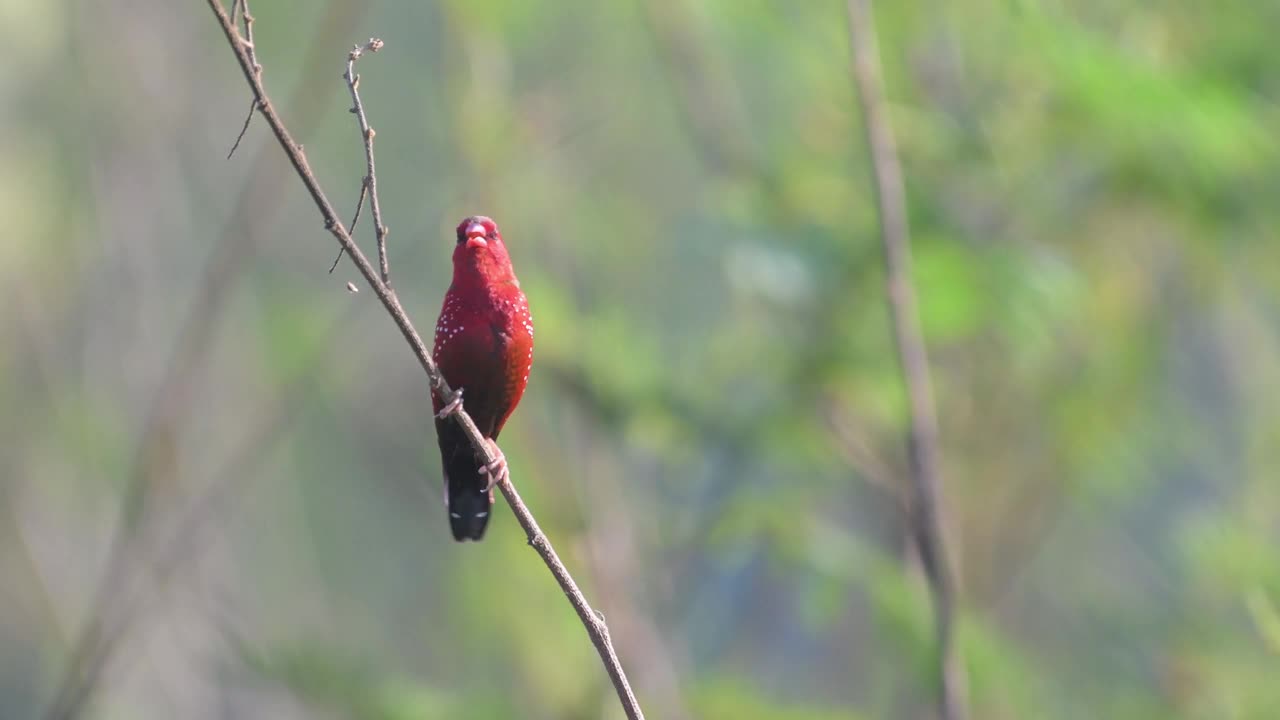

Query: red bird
<box><xmin>431</xmin><ymin>216</ymin><xmax>534</xmax><ymax>541</ymax></box>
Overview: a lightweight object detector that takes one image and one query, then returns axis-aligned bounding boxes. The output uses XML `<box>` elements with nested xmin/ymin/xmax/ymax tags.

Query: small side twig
<box><xmin>226</xmin><ymin>97</ymin><xmax>258</xmax><ymax>159</ymax></box>
<box><xmin>845</xmin><ymin>1</ymin><xmax>967</xmax><ymax>720</ymax></box>
<box><xmin>204</xmin><ymin>3</ymin><xmax>643</xmax><ymax>718</ymax></box>
<box><xmin>343</xmin><ymin>38</ymin><xmax>389</xmax><ymax>284</ymax></box>
<box><xmin>236</xmin><ymin>0</ymin><xmax>261</xmax><ymax>74</ymax></box>
<box><xmin>225</xmin><ymin>0</ymin><xmax>261</xmax><ymax>159</ymax></box>
<box><xmin>328</xmin><ymin>178</ymin><xmax>367</xmax><ymax>273</ymax></box>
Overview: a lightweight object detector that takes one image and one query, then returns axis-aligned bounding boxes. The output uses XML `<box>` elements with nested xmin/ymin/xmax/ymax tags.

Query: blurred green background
<box><xmin>2</xmin><ymin>0</ymin><xmax>1278</xmax><ymax>718</ymax></box>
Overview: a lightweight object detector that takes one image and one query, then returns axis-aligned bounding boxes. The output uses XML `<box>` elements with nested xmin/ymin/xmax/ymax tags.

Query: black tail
<box><xmin>446</xmin><ymin>467</ymin><xmax>493</xmax><ymax>541</ymax></box>
<box><xmin>437</xmin><ymin>416</ymin><xmax>494</xmax><ymax>541</ymax></box>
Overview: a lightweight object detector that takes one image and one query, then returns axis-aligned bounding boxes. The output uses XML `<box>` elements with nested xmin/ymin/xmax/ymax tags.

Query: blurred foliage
<box><xmin>0</xmin><ymin>0</ymin><xmax>1277</xmax><ymax>718</ymax></box>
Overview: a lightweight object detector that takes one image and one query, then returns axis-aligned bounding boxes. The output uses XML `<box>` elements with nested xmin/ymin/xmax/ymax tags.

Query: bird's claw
<box><xmin>435</xmin><ymin>388</ymin><xmax>463</xmax><ymax>419</ymax></box>
<box><xmin>479</xmin><ymin>439</ymin><xmax>509</xmax><ymax>492</ymax></box>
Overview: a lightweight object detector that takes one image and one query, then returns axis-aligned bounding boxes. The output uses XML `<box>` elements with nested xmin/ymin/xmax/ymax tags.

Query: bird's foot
<box><xmin>479</xmin><ymin>439</ymin><xmax>509</xmax><ymax>492</ymax></box>
<box><xmin>435</xmin><ymin>388</ymin><xmax>463</xmax><ymax>419</ymax></box>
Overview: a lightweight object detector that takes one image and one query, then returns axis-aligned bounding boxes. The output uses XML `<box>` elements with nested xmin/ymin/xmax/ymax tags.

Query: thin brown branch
<box><xmin>498</xmin><ymin>479</ymin><xmax>644</xmax><ymax>718</ymax></box>
<box><xmin>225</xmin><ymin>0</ymin><xmax>261</xmax><ymax>159</ymax></box>
<box><xmin>344</xmin><ymin>38</ymin><xmax>390</xmax><ymax>284</ymax></box>
<box><xmin>227</xmin><ymin>96</ymin><xmax>257</xmax><ymax>158</ymax></box>
<box><xmin>329</xmin><ymin>177</ymin><xmax>368</xmax><ymax>273</ymax></box>
<box><xmin>237</xmin><ymin>0</ymin><xmax>261</xmax><ymax>75</ymax></box>
<box><xmin>202</xmin><ymin>2</ymin><xmax>645</xmax><ymax>717</ymax></box>
<box><xmin>844</xmin><ymin>2</ymin><xmax>967</xmax><ymax>719</ymax></box>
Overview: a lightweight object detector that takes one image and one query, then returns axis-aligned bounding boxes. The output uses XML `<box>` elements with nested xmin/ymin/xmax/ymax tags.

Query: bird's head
<box><xmin>452</xmin><ymin>215</ymin><xmax>518</xmax><ymax>286</ymax></box>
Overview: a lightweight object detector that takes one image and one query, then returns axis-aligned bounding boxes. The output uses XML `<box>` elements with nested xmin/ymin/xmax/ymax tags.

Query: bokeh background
<box><xmin>2</xmin><ymin>0</ymin><xmax>1278</xmax><ymax>718</ymax></box>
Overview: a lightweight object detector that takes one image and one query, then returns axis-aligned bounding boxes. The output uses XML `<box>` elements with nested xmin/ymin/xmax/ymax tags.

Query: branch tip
<box><xmin>226</xmin><ymin>96</ymin><xmax>258</xmax><ymax>159</ymax></box>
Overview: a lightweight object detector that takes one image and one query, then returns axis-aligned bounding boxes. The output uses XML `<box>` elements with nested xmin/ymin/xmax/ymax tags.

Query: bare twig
<box><xmin>225</xmin><ymin>0</ymin><xmax>261</xmax><ymax>159</ymax></box>
<box><xmin>328</xmin><ymin>178</ymin><xmax>367</xmax><ymax>273</ymax></box>
<box><xmin>227</xmin><ymin>97</ymin><xmax>257</xmax><ymax>158</ymax></box>
<box><xmin>343</xmin><ymin>38</ymin><xmax>390</xmax><ymax>283</ymax></box>
<box><xmin>844</xmin><ymin>2</ymin><xmax>967</xmax><ymax>719</ymax></box>
<box><xmin>203</xmin><ymin>2</ymin><xmax>644</xmax><ymax>717</ymax></box>
<box><xmin>237</xmin><ymin>0</ymin><xmax>261</xmax><ymax>75</ymax></box>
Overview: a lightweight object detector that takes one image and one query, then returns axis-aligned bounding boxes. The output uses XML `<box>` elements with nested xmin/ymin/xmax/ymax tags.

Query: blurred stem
<box><xmin>202</xmin><ymin>2</ymin><xmax>646</xmax><ymax>718</ymax></box>
<box><xmin>844</xmin><ymin>2</ymin><xmax>967</xmax><ymax>719</ymax></box>
<box><xmin>70</xmin><ymin>311</ymin><xmax>351</xmax><ymax>699</ymax></box>
<box><xmin>40</xmin><ymin>4</ymin><xmax>367</xmax><ymax>719</ymax></box>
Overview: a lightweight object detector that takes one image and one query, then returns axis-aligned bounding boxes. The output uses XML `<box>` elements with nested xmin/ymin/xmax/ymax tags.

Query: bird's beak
<box><xmin>465</xmin><ymin>224</ymin><xmax>488</xmax><ymax>249</ymax></box>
